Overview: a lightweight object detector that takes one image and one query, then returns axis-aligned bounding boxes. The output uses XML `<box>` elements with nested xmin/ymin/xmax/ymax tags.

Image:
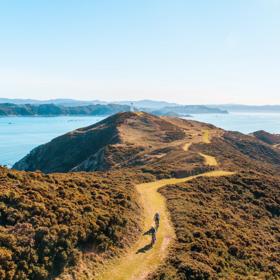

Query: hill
<box><xmin>152</xmin><ymin>105</ymin><xmax>227</xmax><ymax>115</ymax></box>
<box><xmin>8</xmin><ymin>112</ymin><xmax>280</xmax><ymax>279</ymax></box>
<box><xmin>252</xmin><ymin>130</ymin><xmax>280</xmax><ymax>148</ymax></box>
<box><xmin>0</xmin><ymin>98</ymin><xmax>105</xmax><ymax>106</ymax></box>
<box><xmin>0</xmin><ymin>103</ymin><xmax>129</xmax><ymax>116</ymax></box>
<box><xmin>151</xmin><ymin>171</ymin><xmax>280</xmax><ymax>279</ymax></box>
<box><xmin>115</xmin><ymin>99</ymin><xmax>179</xmax><ymax>109</ymax></box>
<box><xmin>14</xmin><ymin>112</ymin><xmax>280</xmax><ymax>175</ymax></box>
<box><xmin>13</xmin><ymin>112</ymin><xmax>217</xmax><ymax>173</ymax></box>
<box><xmin>0</xmin><ymin>99</ymin><xmax>228</xmax><ymax>115</ymax></box>
<box><xmin>0</xmin><ymin>167</ymin><xmax>153</xmax><ymax>280</ymax></box>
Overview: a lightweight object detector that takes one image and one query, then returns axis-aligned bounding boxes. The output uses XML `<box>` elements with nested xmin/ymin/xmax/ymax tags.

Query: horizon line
<box><xmin>0</xmin><ymin>97</ymin><xmax>280</xmax><ymax>107</ymax></box>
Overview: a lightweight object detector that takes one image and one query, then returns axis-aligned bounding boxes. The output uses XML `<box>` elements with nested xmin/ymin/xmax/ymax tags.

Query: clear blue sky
<box><xmin>0</xmin><ymin>0</ymin><xmax>280</xmax><ymax>104</ymax></box>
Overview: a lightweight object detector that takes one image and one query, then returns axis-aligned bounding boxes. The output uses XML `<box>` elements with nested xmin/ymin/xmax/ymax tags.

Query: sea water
<box><xmin>0</xmin><ymin>113</ymin><xmax>280</xmax><ymax>167</ymax></box>
<box><xmin>185</xmin><ymin>112</ymin><xmax>280</xmax><ymax>134</ymax></box>
<box><xmin>0</xmin><ymin>116</ymin><xmax>105</xmax><ymax>167</ymax></box>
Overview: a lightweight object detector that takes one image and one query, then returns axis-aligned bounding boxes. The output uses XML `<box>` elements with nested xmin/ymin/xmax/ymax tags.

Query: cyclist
<box><xmin>154</xmin><ymin>212</ymin><xmax>160</xmax><ymax>230</ymax></box>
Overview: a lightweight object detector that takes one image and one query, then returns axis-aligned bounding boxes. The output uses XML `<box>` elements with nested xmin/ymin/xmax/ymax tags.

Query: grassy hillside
<box><xmin>0</xmin><ymin>167</ymin><xmax>153</xmax><ymax>280</ymax></box>
<box><xmin>5</xmin><ymin>113</ymin><xmax>280</xmax><ymax>279</ymax></box>
<box><xmin>151</xmin><ymin>172</ymin><xmax>280</xmax><ymax>279</ymax></box>
<box><xmin>252</xmin><ymin>130</ymin><xmax>280</xmax><ymax>145</ymax></box>
<box><xmin>191</xmin><ymin>131</ymin><xmax>280</xmax><ymax>175</ymax></box>
<box><xmin>13</xmin><ymin>112</ymin><xmax>220</xmax><ymax>174</ymax></box>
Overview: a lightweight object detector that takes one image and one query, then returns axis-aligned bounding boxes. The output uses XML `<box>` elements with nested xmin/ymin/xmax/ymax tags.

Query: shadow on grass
<box><xmin>136</xmin><ymin>227</ymin><xmax>155</xmax><ymax>254</ymax></box>
<box><xmin>136</xmin><ymin>243</ymin><xmax>153</xmax><ymax>254</ymax></box>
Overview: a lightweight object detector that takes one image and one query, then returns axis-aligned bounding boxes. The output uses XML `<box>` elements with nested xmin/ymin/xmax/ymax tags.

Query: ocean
<box><xmin>0</xmin><ymin>116</ymin><xmax>105</xmax><ymax>167</ymax></box>
<box><xmin>1</xmin><ymin>113</ymin><xmax>280</xmax><ymax>167</ymax></box>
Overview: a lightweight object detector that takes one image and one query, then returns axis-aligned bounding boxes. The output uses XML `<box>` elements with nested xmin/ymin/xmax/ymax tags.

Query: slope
<box><xmin>95</xmin><ymin>171</ymin><xmax>234</xmax><ymax>280</ymax></box>
<box><xmin>91</xmin><ymin>131</ymin><xmax>233</xmax><ymax>280</ymax></box>
<box><xmin>13</xmin><ymin>112</ymin><xmax>220</xmax><ymax>173</ymax></box>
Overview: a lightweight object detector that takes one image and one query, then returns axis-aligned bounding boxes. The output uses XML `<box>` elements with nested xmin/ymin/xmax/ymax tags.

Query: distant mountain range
<box><xmin>0</xmin><ymin>103</ymin><xmax>130</xmax><ymax>116</ymax></box>
<box><xmin>0</xmin><ymin>98</ymin><xmax>176</xmax><ymax>108</ymax></box>
<box><xmin>152</xmin><ymin>105</ymin><xmax>227</xmax><ymax>115</ymax></box>
<box><xmin>115</xmin><ymin>99</ymin><xmax>179</xmax><ymax>109</ymax></box>
<box><xmin>1</xmin><ymin>98</ymin><xmax>279</xmax><ymax>113</ymax></box>
<box><xmin>0</xmin><ymin>100</ymin><xmax>227</xmax><ymax>116</ymax></box>
<box><xmin>208</xmin><ymin>104</ymin><xmax>280</xmax><ymax>113</ymax></box>
<box><xmin>0</xmin><ymin>98</ymin><xmax>106</xmax><ymax>107</ymax></box>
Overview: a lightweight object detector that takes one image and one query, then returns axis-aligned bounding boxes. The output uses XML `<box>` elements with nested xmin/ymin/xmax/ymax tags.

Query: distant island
<box><xmin>1</xmin><ymin>98</ymin><xmax>280</xmax><ymax>113</ymax></box>
<box><xmin>0</xmin><ymin>103</ymin><xmax>130</xmax><ymax>116</ymax></box>
<box><xmin>0</xmin><ymin>101</ymin><xmax>227</xmax><ymax>116</ymax></box>
<box><xmin>208</xmin><ymin>104</ymin><xmax>280</xmax><ymax>113</ymax></box>
<box><xmin>151</xmin><ymin>105</ymin><xmax>227</xmax><ymax>116</ymax></box>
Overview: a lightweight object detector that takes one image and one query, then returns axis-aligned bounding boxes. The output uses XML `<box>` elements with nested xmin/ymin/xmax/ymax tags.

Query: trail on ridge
<box><xmin>95</xmin><ymin>130</ymin><xmax>234</xmax><ymax>280</ymax></box>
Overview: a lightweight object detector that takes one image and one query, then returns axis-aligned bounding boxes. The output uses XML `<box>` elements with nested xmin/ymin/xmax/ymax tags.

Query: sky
<box><xmin>0</xmin><ymin>0</ymin><xmax>280</xmax><ymax>105</ymax></box>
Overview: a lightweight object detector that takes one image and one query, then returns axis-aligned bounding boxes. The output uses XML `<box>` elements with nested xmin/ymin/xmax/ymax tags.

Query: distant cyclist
<box><xmin>150</xmin><ymin>226</ymin><xmax>157</xmax><ymax>246</ymax></box>
<box><xmin>154</xmin><ymin>212</ymin><xmax>160</xmax><ymax>230</ymax></box>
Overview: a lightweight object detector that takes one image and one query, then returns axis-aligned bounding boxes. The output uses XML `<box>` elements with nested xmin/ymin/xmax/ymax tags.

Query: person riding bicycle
<box><xmin>150</xmin><ymin>226</ymin><xmax>156</xmax><ymax>246</ymax></box>
<box><xmin>154</xmin><ymin>212</ymin><xmax>160</xmax><ymax>230</ymax></box>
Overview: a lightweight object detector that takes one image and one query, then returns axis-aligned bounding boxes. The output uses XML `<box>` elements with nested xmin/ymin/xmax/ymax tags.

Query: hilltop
<box><xmin>13</xmin><ymin>112</ymin><xmax>219</xmax><ymax>173</ymax></box>
<box><xmin>252</xmin><ymin>130</ymin><xmax>280</xmax><ymax>148</ymax></box>
<box><xmin>14</xmin><ymin>112</ymin><xmax>280</xmax><ymax>176</ymax></box>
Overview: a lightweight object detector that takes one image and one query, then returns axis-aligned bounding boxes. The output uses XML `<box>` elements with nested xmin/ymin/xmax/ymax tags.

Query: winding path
<box><xmin>199</xmin><ymin>153</ymin><xmax>218</xmax><ymax>166</ymax></box>
<box><xmin>95</xmin><ymin>131</ymin><xmax>234</xmax><ymax>280</ymax></box>
<box><xmin>95</xmin><ymin>171</ymin><xmax>234</xmax><ymax>280</ymax></box>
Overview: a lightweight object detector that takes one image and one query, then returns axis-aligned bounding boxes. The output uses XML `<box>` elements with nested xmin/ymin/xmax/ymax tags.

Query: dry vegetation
<box><xmin>252</xmin><ymin>130</ymin><xmax>280</xmax><ymax>145</ymax></box>
<box><xmin>148</xmin><ymin>129</ymin><xmax>280</xmax><ymax>280</ymax></box>
<box><xmin>191</xmin><ymin>132</ymin><xmax>280</xmax><ymax>175</ymax></box>
<box><xmin>4</xmin><ymin>113</ymin><xmax>280</xmax><ymax>279</ymax></box>
<box><xmin>0</xmin><ymin>167</ymin><xmax>153</xmax><ymax>280</ymax></box>
<box><xmin>13</xmin><ymin>112</ymin><xmax>220</xmax><ymax>174</ymax></box>
<box><xmin>151</xmin><ymin>172</ymin><xmax>280</xmax><ymax>279</ymax></box>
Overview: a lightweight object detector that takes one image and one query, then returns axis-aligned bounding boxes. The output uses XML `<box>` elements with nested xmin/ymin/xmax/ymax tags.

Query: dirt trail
<box><xmin>199</xmin><ymin>130</ymin><xmax>219</xmax><ymax>166</ymax></box>
<box><xmin>202</xmin><ymin>130</ymin><xmax>211</xmax><ymax>144</ymax></box>
<box><xmin>183</xmin><ymin>142</ymin><xmax>192</xmax><ymax>151</ymax></box>
<box><xmin>95</xmin><ymin>130</ymin><xmax>233</xmax><ymax>280</ymax></box>
<box><xmin>199</xmin><ymin>153</ymin><xmax>218</xmax><ymax>166</ymax></box>
<box><xmin>95</xmin><ymin>170</ymin><xmax>234</xmax><ymax>280</ymax></box>
<box><xmin>183</xmin><ymin>130</ymin><xmax>212</xmax><ymax>152</ymax></box>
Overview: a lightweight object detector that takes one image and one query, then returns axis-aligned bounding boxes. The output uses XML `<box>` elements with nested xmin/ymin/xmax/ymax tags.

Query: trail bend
<box><xmin>95</xmin><ymin>130</ymin><xmax>234</xmax><ymax>280</ymax></box>
<box><xmin>199</xmin><ymin>153</ymin><xmax>218</xmax><ymax>166</ymax></box>
<box><xmin>95</xmin><ymin>171</ymin><xmax>234</xmax><ymax>280</ymax></box>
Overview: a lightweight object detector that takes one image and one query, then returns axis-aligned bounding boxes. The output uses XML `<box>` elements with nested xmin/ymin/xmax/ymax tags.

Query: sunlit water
<box><xmin>185</xmin><ymin>113</ymin><xmax>280</xmax><ymax>134</ymax></box>
<box><xmin>0</xmin><ymin>116</ymin><xmax>105</xmax><ymax>167</ymax></box>
<box><xmin>1</xmin><ymin>113</ymin><xmax>280</xmax><ymax>167</ymax></box>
